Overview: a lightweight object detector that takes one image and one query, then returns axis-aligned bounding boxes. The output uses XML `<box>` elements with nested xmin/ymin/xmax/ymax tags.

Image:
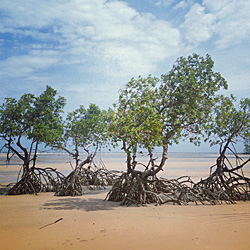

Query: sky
<box><xmin>0</xmin><ymin>0</ymin><xmax>249</xmax><ymax>152</ymax></box>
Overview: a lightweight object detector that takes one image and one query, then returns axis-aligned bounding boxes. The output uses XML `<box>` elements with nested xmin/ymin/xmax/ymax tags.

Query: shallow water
<box><xmin>0</xmin><ymin>152</ymin><xmax>249</xmax><ymax>183</ymax></box>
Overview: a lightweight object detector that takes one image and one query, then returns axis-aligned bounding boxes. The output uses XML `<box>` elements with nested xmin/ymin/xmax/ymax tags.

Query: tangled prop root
<box><xmin>156</xmin><ymin>176</ymin><xmax>233</xmax><ymax>205</ymax></box>
<box><xmin>94</xmin><ymin>168</ymin><xmax>121</xmax><ymax>186</ymax></box>
<box><xmin>105</xmin><ymin>173</ymin><xmax>227</xmax><ymax>206</ymax></box>
<box><xmin>105</xmin><ymin>173</ymin><xmax>161</xmax><ymax>206</ymax></box>
<box><xmin>55</xmin><ymin>165</ymin><xmax>121</xmax><ymax>196</ymax></box>
<box><xmin>8</xmin><ymin>167</ymin><xmax>65</xmax><ymax>195</ymax></box>
<box><xmin>55</xmin><ymin>168</ymin><xmax>85</xmax><ymax>196</ymax></box>
<box><xmin>106</xmin><ymin>149</ymin><xmax>250</xmax><ymax>206</ymax></box>
<box><xmin>194</xmin><ymin>168</ymin><xmax>250</xmax><ymax>203</ymax></box>
<box><xmin>194</xmin><ymin>145</ymin><xmax>250</xmax><ymax>203</ymax></box>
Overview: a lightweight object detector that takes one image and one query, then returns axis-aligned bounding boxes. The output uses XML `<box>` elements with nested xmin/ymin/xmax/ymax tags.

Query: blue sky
<box><xmin>0</xmin><ymin>0</ymin><xmax>249</xmax><ymax>152</ymax></box>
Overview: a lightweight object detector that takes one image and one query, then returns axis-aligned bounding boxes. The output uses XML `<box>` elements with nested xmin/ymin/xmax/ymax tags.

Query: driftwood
<box><xmin>39</xmin><ymin>218</ymin><xmax>63</xmax><ymax>230</ymax></box>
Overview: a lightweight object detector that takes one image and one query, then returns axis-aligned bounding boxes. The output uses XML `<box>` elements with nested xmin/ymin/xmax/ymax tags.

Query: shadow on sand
<box><xmin>40</xmin><ymin>188</ymin><xmax>119</xmax><ymax>212</ymax></box>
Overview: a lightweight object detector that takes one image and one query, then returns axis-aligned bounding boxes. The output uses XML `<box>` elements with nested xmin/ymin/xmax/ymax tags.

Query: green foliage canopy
<box><xmin>0</xmin><ymin>86</ymin><xmax>66</xmax><ymax>169</ymax></box>
<box><xmin>110</xmin><ymin>54</ymin><xmax>228</xmax><ymax>175</ymax></box>
<box><xmin>205</xmin><ymin>96</ymin><xmax>250</xmax><ymax>151</ymax></box>
<box><xmin>159</xmin><ymin>53</ymin><xmax>228</xmax><ymax>145</ymax></box>
<box><xmin>55</xmin><ymin>103</ymin><xmax>110</xmax><ymax>167</ymax></box>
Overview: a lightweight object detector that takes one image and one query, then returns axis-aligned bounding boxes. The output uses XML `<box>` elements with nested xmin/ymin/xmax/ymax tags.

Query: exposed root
<box><xmin>195</xmin><ymin>167</ymin><xmax>250</xmax><ymax>203</ymax></box>
<box><xmin>7</xmin><ymin>167</ymin><xmax>65</xmax><ymax>195</ymax></box>
<box><xmin>105</xmin><ymin>173</ymin><xmax>161</xmax><ymax>206</ymax></box>
<box><xmin>194</xmin><ymin>143</ymin><xmax>250</xmax><ymax>203</ymax></box>
<box><xmin>55</xmin><ymin>164</ymin><xmax>121</xmax><ymax>196</ymax></box>
<box><xmin>105</xmin><ymin>173</ymin><xmax>226</xmax><ymax>206</ymax></box>
<box><xmin>55</xmin><ymin>168</ymin><xmax>84</xmax><ymax>196</ymax></box>
<box><xmin>94</xmin><ymin>168</ymin><xmax>121</xmax><ymax>186</ymax></box>
<box><xmin>106</xmin><ymin>144</ymin><xmax>250</xmax><ymax>206</ymax></box>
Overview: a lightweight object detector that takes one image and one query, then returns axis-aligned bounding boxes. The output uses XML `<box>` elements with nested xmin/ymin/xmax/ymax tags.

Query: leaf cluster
<box><xmin>60</xmin><ymin>103</ymin><xmax>109</xmax><ymax>149</ymax></box>
<box><xmin>111</xmin><ymin>54</ymin><xmax>228</xmax><ymax>156</ymax></box>
<box><xmin>111</xmin><ymin>75</ymin><xmax>163</xmax><ymax>153</ymax></box>
<box><xmin>205</xmin><ymin>96</ymin><xmax>250</xmax><ymax>146</ymax></box>
<box><xmin>0</xmin><ymin>85</ymin><xmax>66</xmax><ymax>152</ymax></box>
<box><xmin>159</xmin><ymin>54</ymin><xmax>228</xmax><ymax>145</ymax></box>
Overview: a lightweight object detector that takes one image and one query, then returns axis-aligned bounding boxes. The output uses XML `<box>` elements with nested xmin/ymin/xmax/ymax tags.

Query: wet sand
<box><xmin>0</xmin><ymin>154</ymin><xmax>250</xmax><ymax>249</ymax></box>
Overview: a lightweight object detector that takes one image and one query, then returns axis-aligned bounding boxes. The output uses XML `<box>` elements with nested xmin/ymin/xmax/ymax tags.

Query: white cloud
<box><xmin>0</xmin><ymin>0</ymin><xmax>182</xmax><ymax>84</ymax></box>
<box><xmin>207</xmin><ymin>0</ymin><xmax>250</xmax><ymax>49</ymax></box>
<box><xmin>182</xmin><ymin>3</ymin><xmax>215</xmax><ymax>44</ymax></box>
<box><xmin>155</xmin><ymin>0</ymin><xmax>177</xmax><ymax>7</ymax></box>
<box><xmin>0</xmin><ymin>50</ymin><xmax>60</xmax><ymax>78</ymax></box>
<box><xmin>173</xmin><ymin>1</ymin><xmax>189</xmax><ymax>10</ymax></box>
<box><xmin>1</xmin><ymin>0</ymin><xmax>249</xmax><ymax>111</ymax></box>
<box><xmin>182</xmin><ymin>0</ymin><xmax>250</xmax><ymax>48</ymax></box>
<box><xmin>173</xmin><ymin>0</ymin><xmax>194</xmax><ymax>10</ymax></box>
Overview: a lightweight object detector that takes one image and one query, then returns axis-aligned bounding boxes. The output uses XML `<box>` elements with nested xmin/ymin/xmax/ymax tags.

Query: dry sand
<box><xmin>1</xmin><ymin>155</ymin><xmax>250</xmax><ymax>250</ymax></box>
<box><xmin>1</xmin><ymin>190</ymin><xmax>250</xmax><ymax>250</ymax></box>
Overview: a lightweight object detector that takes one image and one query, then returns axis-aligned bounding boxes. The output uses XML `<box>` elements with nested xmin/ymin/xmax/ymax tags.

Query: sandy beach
<box><xmin>1</xmin><ymin>153</ymin><xmax>250</xmax><ymax>250</ymax></box>
<box><xmin>1</xmin><ymin>190</ymin><xmax>250</xmax><ymax>250</ymax></box>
